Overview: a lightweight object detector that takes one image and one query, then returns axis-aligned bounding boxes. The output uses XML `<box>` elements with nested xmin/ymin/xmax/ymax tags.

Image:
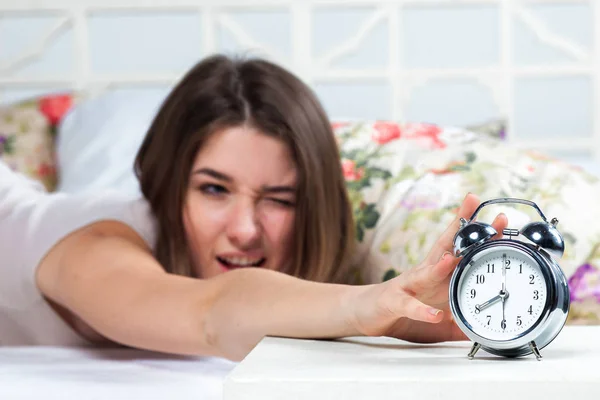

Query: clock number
<box><xmin>516</xmin><ymin>316</ymin><xmax>522</xmax><ymax>326</ymax></box>
<box><xmin>505</xmin><ymin>259</ymin><xmax>511</xmax><ymax>269</ymax></box>
<box><xmin>528</xmin><ymin>305</ymin><xmax>533</xmax><ymax>315</ymax></box>
<box><xmin>476</xmin><ymin>275</ymin><xmax>485</xmax><ymax>284</ymax></box>
<box><xmin>529</xmin><ymin>274</ymin><xmax>535</xmax><ymax>284</ymax></box>
<box><xmin>501</xmin><ymin>319</ymin><xmax>506</xmax><ymax>330</ymax></box>
<box><xmin>486</xmin><ymin>315</ymin><xmax>491</xmax><ymax>325</ymax></box>
<box><xmin>474</xmin><ymin>307</ymin><xmax>480</xmax><ymax>314</ymax></box>
<box><xmin>487</xmin><ymin>263</ymin><xmax>495</xmax><ymax>274</ymax></box>
<box><xmin>519</xmin><ymin>264</ymin><xmax>523</xmax><ymax>274</ymax></box>
<box><xmin>470</xmin><ymin>289</ymin><xmax>476</xmax><ymax>299</ymax></box>
<box><xmin>533</xmin><ymin>290</ymin><xmax>539</xmax><ymax>300</ymax></box>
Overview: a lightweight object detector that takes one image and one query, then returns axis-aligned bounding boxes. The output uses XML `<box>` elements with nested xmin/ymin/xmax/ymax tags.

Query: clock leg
<box><xmin>529</xmin><ymin>341</ymin><xmax>543</xmax><ymax>361</ymax></box>
<box><xmin>467</xmin><ymin>342</ymin><xmax>481</xmax><ymax>359</ymax></box>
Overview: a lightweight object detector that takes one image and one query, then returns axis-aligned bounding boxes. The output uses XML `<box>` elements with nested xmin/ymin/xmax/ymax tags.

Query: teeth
<box><xmin>220</xmin><ymin>256</ymin><xmax>263</xmax><ymax>266</ymax></box>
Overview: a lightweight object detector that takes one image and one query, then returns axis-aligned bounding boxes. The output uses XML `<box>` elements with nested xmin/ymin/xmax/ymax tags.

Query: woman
<box><xmin>0</xmin><ymin>55</ymin><xmax>507</xmax><ymax>361</ymax></box>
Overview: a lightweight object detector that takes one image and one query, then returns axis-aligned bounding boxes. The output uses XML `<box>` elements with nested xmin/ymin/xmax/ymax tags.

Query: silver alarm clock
<box><xmin>449</xmin><ymin>198</ymin><xmax>570</xmax><ymax>360</ymax></box>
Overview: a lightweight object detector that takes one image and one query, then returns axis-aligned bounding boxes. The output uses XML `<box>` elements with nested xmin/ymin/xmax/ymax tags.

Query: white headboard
<box><xmin>1</xmin><ymin>0</ymin><xmax>598</xmax><ymax>165</ymax></box>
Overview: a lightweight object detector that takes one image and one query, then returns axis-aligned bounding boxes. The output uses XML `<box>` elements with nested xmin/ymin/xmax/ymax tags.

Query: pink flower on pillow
<box><xmin>568</xmin><ymin>263</ymin><xmax>600</xmax><ymax>303</ymax></box>
<box><xmin>400</xmin><ymin>197</ymin><xmax>440</xmax><ymax>211</ymax></box>
<box><xmin>372</xmin><ymin>122</ymin><xmax>401</xmax><ymax>145</ymax></box>
<box><xmin>405</xmin><ymin>123</ymin><xmax>445</xmax><ymax>149</ymax></box>
<box><xmin>37</xmin><ymin>162</ymin><xmax>56</xmax><ymax>178</ymax></box>
<box><xmin>39</xmin><ymin>94</ymin><xmax>73</xmax><ymax>126</ymax></box>
<box><xmin>341</xmin><ymin>159</ymin><xmax>364</xmax><ymax>181</ymax></box>
<box><xmin>429</xmin><ymin>161</ymin><xmax>467</xmax><ymax>175</ymax></box>
<box><xmin>331</xmin><ymin>121</ymin><xmax>350</xmax><ymax>131</ymax></box>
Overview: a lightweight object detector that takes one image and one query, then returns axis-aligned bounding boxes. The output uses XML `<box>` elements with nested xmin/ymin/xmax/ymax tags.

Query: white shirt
<box><xmin>0</xmin><ymin>161</ymin><xmax>156</xmax><ymax>346</ymax></box>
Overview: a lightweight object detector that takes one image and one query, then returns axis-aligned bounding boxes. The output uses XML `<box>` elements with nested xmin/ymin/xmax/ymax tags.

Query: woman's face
<box><xmin>184</xmin><ymin>125</ymin><xmax>298</xmax><ymax>279</ymax></box>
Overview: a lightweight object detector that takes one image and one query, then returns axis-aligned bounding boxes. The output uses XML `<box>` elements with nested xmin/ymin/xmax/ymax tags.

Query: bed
<box><xmin>2</xmin><ymin>0</ymin><xmax>600</xmax><ymax>398</ymax></box>
<box><xmin>0</xmin><ymin>346</ymin><xmax>236</xmax><ymax>399</ymax></box>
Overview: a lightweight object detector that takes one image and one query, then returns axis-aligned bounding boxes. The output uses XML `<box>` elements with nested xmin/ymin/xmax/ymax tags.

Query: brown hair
<box><xmin>135</xmin><ymin>54</ymin><xmax>355</xmax><ymax>283</ymax></box>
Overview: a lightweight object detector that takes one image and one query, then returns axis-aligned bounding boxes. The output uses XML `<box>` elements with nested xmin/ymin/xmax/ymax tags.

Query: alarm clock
<box><xmin>449</xmin><ymin>198</ymin><xmax>570</xmax><ymax>360</ymax></box>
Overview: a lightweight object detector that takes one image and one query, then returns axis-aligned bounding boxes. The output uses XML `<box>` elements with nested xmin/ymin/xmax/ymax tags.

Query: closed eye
<box><xmin>268</xmin><ymin>198</ymin><xmax>295</xmax><ymax>207</ymax></box>
<box><xmin>199</xmin><ymin>183</ymin><xmax>228</xmax><ymax>196</ymax></box>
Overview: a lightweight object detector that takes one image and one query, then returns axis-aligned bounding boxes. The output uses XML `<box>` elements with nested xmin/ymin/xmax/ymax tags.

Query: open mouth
<box><xmin>217</xmin><ymin>256</ymin><xmax>266</xmax><ymax>270</ymax></box>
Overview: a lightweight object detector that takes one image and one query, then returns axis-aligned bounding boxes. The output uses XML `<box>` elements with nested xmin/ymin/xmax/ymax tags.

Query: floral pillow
<box><xmin>0</xmin><ymin>94</ymin><xmax>75</xmax><ymax>192</ymax></box>
<box><xmin>334</xmin><ymin>121</ymin><xmax>600</xmax><ymax>325</ymax></box>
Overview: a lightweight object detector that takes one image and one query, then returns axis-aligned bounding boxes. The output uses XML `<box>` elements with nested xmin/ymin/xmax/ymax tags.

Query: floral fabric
<box><xmin>0</xmin><ymin>94</ymin><xmax>74</xmax><ymax>192</ymax></box>
<box><xmin>334</xmin><ymin>121</ymin><xmax>600</xmax><ymax>325</ymax></box>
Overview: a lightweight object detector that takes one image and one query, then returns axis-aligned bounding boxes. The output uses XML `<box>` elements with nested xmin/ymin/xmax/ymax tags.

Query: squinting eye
<box><xmin>268</xmin><ymin>198</ymin><xmax>295</xmax><ymax>207</ymax></box>
<box><xmin>199</xmin><ymin>184</ymin><xmax>228</xmax><ymax>195</ymax></box>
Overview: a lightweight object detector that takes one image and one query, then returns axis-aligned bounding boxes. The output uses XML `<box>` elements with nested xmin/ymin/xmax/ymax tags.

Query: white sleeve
<box><xmin>0</xmin><ymin>172</ymin><xmax>156</xmax><ymax>310</ymax></box>
<box><xmin>0</xmin><ymin>161</ymin><xmax>46</xmax><ymax>214</ymax></box>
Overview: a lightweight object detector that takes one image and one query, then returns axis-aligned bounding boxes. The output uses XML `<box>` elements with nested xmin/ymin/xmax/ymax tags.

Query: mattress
<box><xmin>0</xmin><ymin>346</ymin><xmax>237</xmax><ymax>399</ymax></box>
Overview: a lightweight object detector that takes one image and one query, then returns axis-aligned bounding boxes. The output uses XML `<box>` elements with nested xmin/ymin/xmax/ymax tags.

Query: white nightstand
<box><xmin>224</xmin><ymin>325</ymin><xmax>600</xmax><ymax>400</ymax></box>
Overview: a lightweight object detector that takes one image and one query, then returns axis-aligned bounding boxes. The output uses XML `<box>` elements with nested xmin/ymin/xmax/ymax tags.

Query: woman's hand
<box><xmin>347</xmin><ymin>193</ymin><xmax>508</xmax><ymax>343</ymax></box>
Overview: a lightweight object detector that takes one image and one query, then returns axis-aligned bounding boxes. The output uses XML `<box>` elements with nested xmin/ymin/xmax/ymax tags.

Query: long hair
<box><xmin>135</xmin><ymin>54</ymin><xmax>355</xmax><ymax>283</ymax></box>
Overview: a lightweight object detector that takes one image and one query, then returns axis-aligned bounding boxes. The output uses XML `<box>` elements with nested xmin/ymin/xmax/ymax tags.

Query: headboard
<box><xmin>1</xmin><ymin>0</ymin><xmax>598</xmax><ymax>165</ymax></box>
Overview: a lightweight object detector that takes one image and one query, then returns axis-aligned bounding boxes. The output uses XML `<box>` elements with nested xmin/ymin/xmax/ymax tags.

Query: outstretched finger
<box><xmin>391</xmin><ymin>292</ymin><xmax>445</xmax><ymax>324</ymax></box>
<box><xmin>408</xmin><ymin>251</ymin><xmax>458</xmax><ymax>292</ymax></box>
<box><xmin>430</xmin><ymin>251</ymin><xmax>460</xmax><ymax>284</ymax></box>
<box><xmin>491</xmin><ymin>213</ymin><xmax>509</xmax><ymax>239</ymax></box>
<box><xmin>425</xmin><ymin>193</ymin><xmax>481</xmax><ymax>262</ymax></box>
<box><xmin>426</xmin><ymin>213</ymin><xmax>508</xmax><ymax>284</ymax></box>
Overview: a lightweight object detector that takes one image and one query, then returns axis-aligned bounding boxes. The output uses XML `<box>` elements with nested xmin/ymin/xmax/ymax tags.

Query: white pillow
<box><xmin>56</xmin><ymin>90</ymin><xmax>167</xmax><ymax>195</ymax></box>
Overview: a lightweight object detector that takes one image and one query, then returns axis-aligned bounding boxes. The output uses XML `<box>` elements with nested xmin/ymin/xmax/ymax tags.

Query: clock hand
<box><xmin>475</xmin><ymin>290</ymin><xmax>510</xmax><ymax>313</ymax></box>
<box><xmin>501</xmin><ymin>253</ymin><xmax>507</xmax><ymax>295</ymax></box>
<box><xmin>475</xmin><ymin>294</ymin><xmax>502</xmax><ymax>313</ymax></box>
<box><xmin>501</xmin><ymin>254</ymin><xmax>507</xmax><ymax>330</ymax></box>
<box><xmin>501</xmin><ymin>295</ymin><xmax>507</xmax><ymax>330</ymax></box>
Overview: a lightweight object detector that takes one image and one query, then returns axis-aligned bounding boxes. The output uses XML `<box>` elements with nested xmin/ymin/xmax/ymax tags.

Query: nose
<box><xmin>226</xmin><ymin>199</ymin><xmax>261</xmax><ymax>248</ymax></box>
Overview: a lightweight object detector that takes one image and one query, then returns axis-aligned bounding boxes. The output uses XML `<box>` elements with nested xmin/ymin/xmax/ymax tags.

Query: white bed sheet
<box><xmin>0</xmin><ymin>346</ymin><xmax>237</xmax><ymax>399</ymax></box>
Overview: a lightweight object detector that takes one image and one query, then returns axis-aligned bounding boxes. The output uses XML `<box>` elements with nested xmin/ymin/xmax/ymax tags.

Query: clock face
<box><xmin>457</xmin><ymin>246</ymin><xmax>548</xmax><ymax>341</ymax></box>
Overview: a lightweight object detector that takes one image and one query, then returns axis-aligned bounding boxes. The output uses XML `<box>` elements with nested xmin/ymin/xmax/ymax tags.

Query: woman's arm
<box><xmin>36</xmin><ymin>221</ymin><xmax>360</xmax><ymax>360</ymax></box>
<box><xmin>37</xmin><ymin>194</ymin><xmax>507</xmax><ymax>361</ymax></box>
